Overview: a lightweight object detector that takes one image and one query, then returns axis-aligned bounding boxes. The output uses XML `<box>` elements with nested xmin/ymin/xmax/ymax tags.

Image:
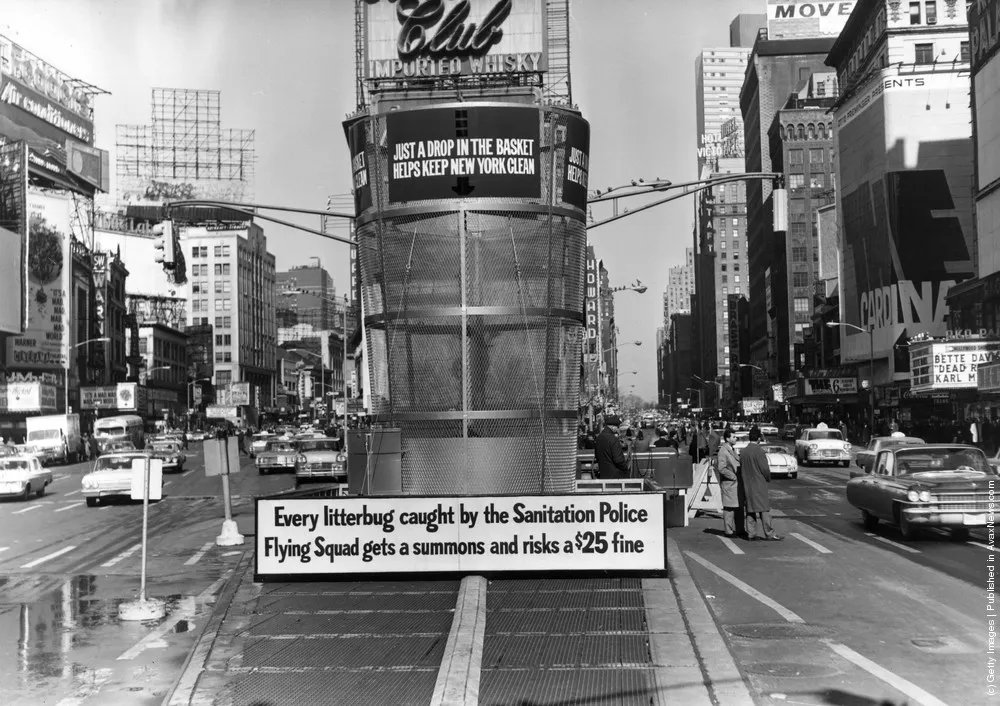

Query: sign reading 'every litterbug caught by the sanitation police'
<box><xmin>255</xmin><ymin>493</ymin><xmax>667</xmax><ymax>578</ymax></box>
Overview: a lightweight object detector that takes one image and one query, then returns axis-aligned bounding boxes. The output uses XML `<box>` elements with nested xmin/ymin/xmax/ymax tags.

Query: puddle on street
<box><xmin>0</xmin><ymin>572</ymin><xmax>213</xmax><ymax>700</ymax></box>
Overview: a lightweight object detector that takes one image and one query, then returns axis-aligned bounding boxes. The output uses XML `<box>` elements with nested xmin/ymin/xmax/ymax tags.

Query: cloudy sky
<box><xmin>3</xmin><ymin>0</ymin><xmax>767</xmax><ymax>401</ymax></box>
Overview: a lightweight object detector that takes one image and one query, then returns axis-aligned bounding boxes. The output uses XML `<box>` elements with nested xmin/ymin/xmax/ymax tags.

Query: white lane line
<box><xmin>64</xmin><ymin>489</ymin><xmax>81</xmax><ymax>496</ymax></box>
<box><xmin>684</xmin><ymin>551</ymin><xmax>805</xmax><ymax>623</ymax></box>
<box><xmin>864</xmin><ymin>532</ymin><xmax>921</xmax><ymax>554</ymax></box>
<box><xmin>21</xmin><ymin>545</ymin><xmax>76</xmax><ymax>569</ymax></box>
<box><xmin>718</xmin><ymin>536</ymin><xmax>745</xmax><ymax>555</ymax></box>
<box><xmin>54</xmin><ymin>473</ymin><xmax>69</xmax><ymax>480</ymax></box>
<box><xmin>790</xmin><ymin>532</ymin><xmax>832</xmax><ymax>554</ymax></box>
<box><xmin>969</xmin><ymin>541</ymin><xmax>997</xmax><ymax>551</ymax></box>
<box><xmin>54</xmin><ymin>503</ymin><xmax>84</xmax><ymax>513</ymax></box>
<box><xmin>825</xmin><ymin>641</ymin><xmax>949</xmax><ymax>706</ymax></box>
<box><xmin>163</xmin><ymin>480</ymin><xmax>173</xmax><ymax>487</ymax></box>
<box><xmin>100</xmin><ymin>543</ymin><xmax>142</xmax><ymax>568</ymax></box>
<box><xmin>100</xmin><ymin>505</ymin><xmax>112</xmax><ymax>511</ymax></box>
<box><xmin>184</xmin><ymin>541</ymin><xmax>214</xmax><ymax>566</ymax></box>
<box><xmin>799</xmin><ymin>475</ymin><xmax>835</xmax><ymax>486</ymax></box>
<box><xmin>181</xmin><ymin>469</ymin><xmax>194</xmax><ymax>478</ymax></box>
<box><xmin>0</xmin><ymin>547</ymin><xmax>8</xmax><ymax>553</ymax></box>
<box><xmin>12</xmin><ymin>505</ymin><xmax>42</xmax><ymax>515</ymax></box>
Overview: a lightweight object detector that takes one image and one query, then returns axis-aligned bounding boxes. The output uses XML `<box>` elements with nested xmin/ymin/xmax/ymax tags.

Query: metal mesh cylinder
<box><xmin>348</xmin><ymin>104</ymin><xmax>588</xmax><ymax>494</ymax></box>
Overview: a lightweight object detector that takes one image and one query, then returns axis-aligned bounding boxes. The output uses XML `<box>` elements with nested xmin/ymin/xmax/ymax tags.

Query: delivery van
<box><xmin>25</xmin><ymin>414</ymin><xmax>83</xmax><ymax>465</ymax></box>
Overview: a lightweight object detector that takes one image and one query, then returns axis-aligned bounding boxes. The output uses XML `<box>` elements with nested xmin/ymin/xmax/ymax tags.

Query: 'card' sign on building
<box><xmin>364</xmin><ymin>0</ymin><xmax>548</xmax><ymax>80</ymax></box>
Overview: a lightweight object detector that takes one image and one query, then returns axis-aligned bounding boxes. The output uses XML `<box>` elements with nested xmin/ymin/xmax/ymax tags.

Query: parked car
<box><xmin>250</xmin><ymin>432</ymin><xmax>275</xmax><ymax>457</ymax></box>
<box><xmin>781</xmin><ymin>424</ymin><xmax>800</xmax><ymax>440</ymax></box>
<box><xmin>795</xmin><ymin>426</ymin><xmax>851</xmax><ymax>467</ymax></box>
<box><xmin>854</xmin><ymin>434</ymin><xmax>926</xmax><ymax>473</ymax></box>
<box><xmin>295</xmin><ymin>438</ymin><xmax>346</xmax><ymax>485</ymax></box>
<box><xmin>147</xmin><ymin>439</ymin><xmax>186</xmax><ymax>473</ymax></box>
<box><xmin>846</xmin><ymin>445</ymin><xmax>996</xmax><ymax>541</ymax></box>
<box><xmin>256</xmin><ymin>439</ymin><xmax>299</xmax><ymax>475</ymax></box>
<box><xmin>81</xmin><ymin>451</ymin><xmax>154</xmax><ymax>507</ymax></box>
<box><xmin>0</xmin><ymin>456</ymin><xmax>53</xmax><ymax>500</ymax></box>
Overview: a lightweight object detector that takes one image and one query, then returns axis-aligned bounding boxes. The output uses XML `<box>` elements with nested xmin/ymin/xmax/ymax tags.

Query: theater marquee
<box><xmin>364</xmin><ymin>0</ymin><xmax>548</xmax><ymax>80</ymax></box>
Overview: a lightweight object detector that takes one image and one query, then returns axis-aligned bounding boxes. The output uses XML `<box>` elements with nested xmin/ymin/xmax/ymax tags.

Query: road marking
<box><xmin>181</xmin><ymin>469</ymin><xmax>194</xmax><ymax>478</ymax></box>
<box><xmin>54</xmin><ymin>503</ymin><xmax>84</xmax><ymax>513</ymax></box>
<box><xmin>684</xmin><ymin>551</ymin><xmax>805</xmax><ymax>623</ymax></box>
<box><xmin>184</xmin><ymin>541</ymin><xmax>214</xmax><ymax>566</ymax></box>
<box><xmin>101</xmin><ymin>542</ymin><xmax>142</xmax><ymax>568</ymax></box>
<box><xmin>799</xmin><ymin>475</ymin><xmax>835</xmax><ymax>486</ymax></box>
<box><xmin>64</xmin><ymin>489</ymin><xmax>81</xmax><ymax>496</ymax></box>
<box><xmin>100</xmin><ymin>505</ymin><xmax>112</xmax><ymax>510</ymax></box>
<box><xmin>163</xmin><ymin>480</ymin><xmax>173</xmax><ymax>487</ymax></box>
<box><xmin>969</xmin><ymin>541</ymin><xmax>997</xmax><ymax>551</ymax></box>
<box><xmin>21</xmin><ymin>545</ymin><xmax>76</xmax><ymax>569</ymax></box>
<box><xmin>825</xmin><ymin>641</ymin><xmax>949</xmax><ymax>706</ymax></box>
<box><xmin>0</xmin><ymin>547</ymin><xmax>8</xmax><ymax>553</ymax></box>
<box><xmin>54</xmin><ymin>473</ymin><xmax>69</xmax><ymax>480</ymax></box>
<box><xmin>718</xmin><ymin>536</ymin><xmax>745</xmax><ymax>555</ymax></box>
<box><xmin>12</xmin><ymin>505</ymin><xmax>42</xmax><ymax>515</ymax></box>
<box><xmin>790</xmin><ymin>532</ymin><xmax>832</xmax><ymax>554</ymax></box>
<box><xmin>864</xmin><ymin>533</ymin><xmax>921</xmax><ymax>554</ymax></box>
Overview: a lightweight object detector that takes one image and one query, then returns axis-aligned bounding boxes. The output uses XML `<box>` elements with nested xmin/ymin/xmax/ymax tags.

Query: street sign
<box><xmin>130</xmin><ymin>458</ymin><xmax>163</xmax><ymax>500</ymax></box>
<box><xmin>206</xmin><ymin>405</ymin><xmax>238</xmax><ymax>419</ymax></box>
<box><xmin>204</xmin><ymin>437</ymin><xmax>240</xmax><ymax>477</ymax></box>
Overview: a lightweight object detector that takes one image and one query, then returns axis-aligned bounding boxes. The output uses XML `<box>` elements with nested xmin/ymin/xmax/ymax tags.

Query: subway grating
<box><xmin>255</xmin><ymin>591</ymin><xmax>458</xmax><ymax>613</ymax></box>
<box><xmin>479</xmin><ymin>667</ymin><xmax>658</xmax><ymax>706</ymax></box>
<box><xmin>240</xmin><ymin>635</ymin><xmax>446</xmax><ymax>669</ymax></box>
<box><xmin>229</xmin><ymin>669</ymin><xmax>439</xmax><ymax>706</ymax></box>
<box><xmin>249</xmin><ymin>610</ymin><xmax>454</xmax><ymax>636</ymax></box>
<box><xmin>483</xmin><ymin>634</ymin><xmax>650</xmax><ymax>669</ymax></box>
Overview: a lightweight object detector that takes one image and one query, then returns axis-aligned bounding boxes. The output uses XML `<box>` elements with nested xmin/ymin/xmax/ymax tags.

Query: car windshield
<box><xmin>0</xmin><ymin>460</ymin><xmax>30</xmax><ymax>470</ymax></box>
<box><xmin>808</xmin><ymin>430</ymin><xmax>843</xmax><ymax>440</ymax></box>
<box><xmin>28</xmin><ymin>429</ymin><xmax>62</xmax><ymax>441</ymax></box>
<box><xmin>265</xmin><ymin>441</ymin><xmax>297</xmax><ymax>453</ymax></box>
<box><xmin>96</xmin><ymin>426</ymin><xmax>125</xmax><ymax>437</ymax></box>
<box><xmin>879</xmin><ymin>438</ymin><xmax>923</xmax><ymax>450</ymax></box>
<box><xmin>894</xmin><ymin>447</ymin><xmax>991</xmax><ymax>475</ymax></box>
<box><xmin>253</xmin><ymin>434</ymin><xmax>272</xmax><ymax>441</ymax></box>
<box><xmin>299</xmin><ymin>439</ymin><xmax>342</xmax><ymax>452</ymax></box>
<box><xmin>95</xmin><ymin>455</ymin><xmax>144</xmax><ymax>471</ymax></box>
<box><xmin>151</xmin><ymin>442</ymin><xmax>179</xmax><ymax>451</ymax></box>
<box><xmin>762</xmin><ymin>446</ymin><xmax>786</xmax><ymax>454</ymax></box>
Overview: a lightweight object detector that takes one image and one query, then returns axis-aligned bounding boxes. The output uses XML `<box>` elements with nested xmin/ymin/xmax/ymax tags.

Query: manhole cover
<box><xmin>725</xmin><ymin>623</ymin><xmax>831</xmax><ymax>640</ymax></box>
<box><xmin>743</xmin><ymin>662</ymin><xmax>841</xmax><ymax>678</ymax></box>
<box><xmin>910</xmin><ymin>636</ymin><xmax>975</xmax><ymax>654</ymax></box>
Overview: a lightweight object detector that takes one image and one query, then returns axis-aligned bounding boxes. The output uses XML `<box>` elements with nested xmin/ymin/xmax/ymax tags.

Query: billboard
<box><xmin>364</xmin><ymin>0</ymin><xmax>547</xmax><ymax>81</ymax></box>
<box><xmin>0</xmin><ymin>382</ymin><xmax>57</xmax><ymax>412</ymax></box>
<box><xmin>385</xmin><ymin>105</ymin><xmax>540</xmax><ymax>202</ymax></box>
<box><xmin>560</xmin><ymin>114</ymin><xmax>590</xmax><ymax>211</ymax></box>
<box><xmin>117</xmin><ymin>175</ymin><xmax>250</xmax><ymax>208</ymax></box>
<box><xmin>7</xmin><ymin>189</ymin><xmax>71</xmax><ymax>370</ymax></box>
<box><xmin>742</xmin><ymin>398</ymin><xmax>765</xmax><ymax>414</ymax></box>
<box><xmin>0</xmin><ymin>140</ymin><xmax>28</xmax><ymax>335</ymax></box>
<box><xmin>803</xmin><ymin>377</ymin><xmax>857</xmax><ymax>395</ymax></box>
<box><xmin>835</xmin><ymin>70</ymin><xmax>974</xmax><ymax>365</ymax></box>
<box><xmin>80</xmin><ymin>386</ymin><xmax>117</xmax><ymax>410</ymax></box>
<box><xmin>766</xmin><ymin>1</ymin><xmax>856</xmax><ymax>40</ymax></box>
<box><xmin>116</xmin><ymin>382</ymin><xmax>147</xmax><ymax>412</ymax></box>
<box><xmin>346</xmin><ymin>121</ymin><xmax>372</xmax><ymax>213</ymax></box>
<box><xmin>231</xmin><ymin>382</ymin><xmax>251</xmax><ymax>406</ymax></box>
<box><xmin>910</xmin><ymin>339</ymin><xmax>1000</xmax><ymax>393</ymax></box>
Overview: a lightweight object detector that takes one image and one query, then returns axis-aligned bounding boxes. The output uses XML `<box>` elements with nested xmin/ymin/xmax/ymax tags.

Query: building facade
<box><xmin>130</xmin><ymin>323</ymin><xmax>188</xmax><ymax>420</ymax></box>
<box><xmin>277</xmin><ymin>264</ymin><xmax>336</xmax><ymax>332</ymax></box>
<box><xmin>183</xmin><ymin>223</ymin><xmax>277</xmax><ymax>408</ymax></box>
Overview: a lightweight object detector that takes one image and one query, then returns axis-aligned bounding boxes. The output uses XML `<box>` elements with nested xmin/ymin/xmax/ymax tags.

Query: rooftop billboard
<box><xmin>766</xmin><ymin>0</ymin><xmax>856</xmax><ymax>40</ymax></box>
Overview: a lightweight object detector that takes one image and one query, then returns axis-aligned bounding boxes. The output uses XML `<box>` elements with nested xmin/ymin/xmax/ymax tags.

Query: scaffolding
<box><xmin>116</xmin><ymin>88</ymin><xmax>255</xmax><ymax>207</ymax></box>
<box><xmin>544</xmin><ymin>0</ymin><xmax>572</xmax><ymax>105</ymax></box>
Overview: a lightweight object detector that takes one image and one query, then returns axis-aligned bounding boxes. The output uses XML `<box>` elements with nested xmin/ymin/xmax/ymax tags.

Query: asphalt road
<box><xmin>0</xmin><ymin>441</ymin><xmax>297</xmax><ymax>706</ymax></box>
<box><xmin>676</xmin><ymin>442</ymin><xmax>996</xmax><ymax>705</ymax></box>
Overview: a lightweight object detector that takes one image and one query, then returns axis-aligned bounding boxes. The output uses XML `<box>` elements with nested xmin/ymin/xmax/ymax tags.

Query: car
<box><xmin>758</xmin><ymin>444</ymin><xmax>798</xmax><ymax>478</ymax></box>
<box><xmin>295</xmin><ymin>437</ymin><xmax>346</xmax><ymax>484</ymax></box>
<box><xmin>781</xmin><ymin>424</ymin><xmax>800</xmax><ymax>440</ymax></box>
<box><xmin>0</xmin><ymin>456</ymin><xmax>53</xmax><ymax>500</ymax></box>
<box><xmin>81</xmin><ymin>451</ymin><xmax>154</xmax><ymax>507</ymax></box>
<box><xmin>795</xmin><ymin>425</ymin><xmax>851</xmax><ymax>467</ymax></box>
<box><xmin>256</xmin><ymin>439</ymin><xmax>299</xmax><ymax>474</ymax></box>
<box><xmin>0</xmin><ymin>446</ymin><xmax>17</xmax><ymax>458</ymax></box>
<box><xmin>846</xmin><ymin>444</ymin><xmax>996</xmax><ymax>541</ymax></box>
<box><xmin>147</xmin><ymin>439</ymin><xmax>186</xmax><ymax>472</ymax></box>
<box><xmin>759</xmin><ymin>424</ymin><xmax>780</xmax><ymax>437</ymax></box>
<box><xmin>101</xmin><ymin>440</ymin><xmax>137</xmax><ymax>455</ymax></box>
<box><xmin>250</xmin><ymin>432</ymin><xmax>275</xmax><ymax>457</ymax></box>
<box><xmin>854</xmin><ymin>434</ymin><xmax>926</xmax><ymax>473</ymax></box>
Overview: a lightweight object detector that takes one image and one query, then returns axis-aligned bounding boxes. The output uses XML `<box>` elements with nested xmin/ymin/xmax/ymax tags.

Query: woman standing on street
<box><xmin>716</xmin><ymin>428</ymin><xmax>742</xmax><ymax>538</ymax></box>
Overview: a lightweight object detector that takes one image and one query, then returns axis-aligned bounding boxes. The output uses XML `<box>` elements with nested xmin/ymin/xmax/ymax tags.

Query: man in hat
<box><xmin>595</xmin><ymin>414</ymin><xmax>631</xmax><ymax>479</ymax></box>
<box><xmin>740</xmin><ymin>426</ymin><xmax>782</xmax><ymax>541</ymax></box>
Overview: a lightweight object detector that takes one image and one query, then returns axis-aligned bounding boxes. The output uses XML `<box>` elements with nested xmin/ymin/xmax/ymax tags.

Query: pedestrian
<box><xmin>88</xmin><ymin>433</ymin><xmax>100</xmax><ymax>460</ymax></box>
<box><xmin>80</xmin><ymin>433</ymin><xmax>90</xmax><ymax>462</ymax></box>
<box><xmin>717</xmin><ymin>428</ymin><xmax>742</xmax><ymax>538</ymax></box>
<box><xmin>652</xmin><ymin>428</ymin><xmax>673</xmax><ymax>449</ymax></box>
<box><xmin>697</xmin><ymin>422</ymin><xmax>710</xmax><ymax>463</ymax></box>
<box><xmin>739</xmin><ymin>426</ymin><xmax>782</xmax><ymax>541</ymax></box>
<box><xmin>594</xmin><ymin>415</ymin><xmax>631</xmax><ymax>480</ymax></box>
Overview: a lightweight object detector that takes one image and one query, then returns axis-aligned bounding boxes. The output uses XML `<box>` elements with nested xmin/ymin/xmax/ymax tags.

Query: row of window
<box><xmin>787</xmin><ymin>174</ymin><xmax>829</xmax><ymax>189</ymax></box>
<box><xmin>216</xmin><ymin>334</ymin><xmax>232</xmax><ymax>347</ymax></box>
<box><xmin>192</xmin><ymin>298</ymin><xmax>234</xmax><ymax>312</ymax></box>
<box><xmin>788</xmin><ymin>148</ymin><xmax>830</xmax><ymax>165</ymax></box>
<box><xmin>720</xmin><ymin>264</ymin><xmax>740</xmax><ymax>272</ymax></box>
<box><xmin>721</xmin><ymin>275</ymin><xmax>741</xmax><ymax>284</ymax></box>
<box><xmin>216</xmin><ymin>316</ymin><xmax>232</xmax><ymax>329</ymax></box>
<box><xmin>191</xmin><ymin>280</ymin><xmax>232</xmax><ymax>294</ymax></box>
<box><xmin>190</xmin><ymin>245</ymin><xmax>231</xmax><ymax>259</ymax></box>
<box><xmin>190</xmin><ymin>263</ymin><xmax>233</xmax><ymax>277</ymax></box>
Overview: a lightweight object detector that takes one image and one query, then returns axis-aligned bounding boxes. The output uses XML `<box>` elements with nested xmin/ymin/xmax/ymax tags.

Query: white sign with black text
<box><xmin>256</xmin><ymin>494</ymin><xmax>666</xmax><ymax>577</ymax></box>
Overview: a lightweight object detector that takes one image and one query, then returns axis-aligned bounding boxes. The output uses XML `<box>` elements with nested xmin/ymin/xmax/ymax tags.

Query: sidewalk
<box><xmin>162</xmin><ymin>533</ymin><xmax>756</xmax><ymax>706</ymax></box>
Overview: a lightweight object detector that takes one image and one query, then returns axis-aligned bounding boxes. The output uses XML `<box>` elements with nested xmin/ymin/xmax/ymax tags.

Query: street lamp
<box><xmin>67</xmin><ymin>337</ymin><xmax>110</xmax><ymax>413</ymax></box>
<box><xmin>187</xmin><ymin>377</ymin><xmax>211</xmax><ymax>429</ymax></box>
<box><xmin>607</xmin><ymin>280</ymin><xmax>648</xmax><ymax>295</ymax></box>
<box><xmin>142</xmin><ymin>365</ymin><xmax>174</xmax><ymax>384</ymax></box>
<box><xmin>603</xmin><ymin>340</ymin><xmax>642</xmax><ymax>355</ymax></box>
<box><xmin>827</xmin><ymin>321</ymin><xmax>875</xmax><ymax>437</ymax></box>
<box><xmin>738</xmin><ymin>363</ymin><xmax>766</xmax><ymax>374</ymax></box>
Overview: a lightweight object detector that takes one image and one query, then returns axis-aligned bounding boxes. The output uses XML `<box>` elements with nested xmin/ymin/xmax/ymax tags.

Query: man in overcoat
<box><xmin>595</xmin><ymin>415</ymin><xmax>631</xmax><ymax>480</ymax></box>
<box><xmin>739</xmin><ymin>426</ymin><xmax>782</xmax><ymax>541</ymax></box>
<box><xmin>716</xmin><ymin>428</ymin><xmax>742</xmax><ymax>537</ymax></box>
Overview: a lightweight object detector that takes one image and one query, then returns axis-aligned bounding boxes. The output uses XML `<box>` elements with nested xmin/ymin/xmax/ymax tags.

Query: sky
<box><xmin>3</xmin><ymin>0</ymin><xmax>768</xmax><ymax>402</ymax></box>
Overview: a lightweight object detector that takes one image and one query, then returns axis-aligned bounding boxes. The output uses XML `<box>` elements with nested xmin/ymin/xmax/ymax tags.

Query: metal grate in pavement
<box><xmin>479</xmin><ymin>667</ymin><xmax>658</xmax><ymax>706</ymax></box>
<box><xmin>483</xmin><ymin>634</ymin><xmax>651</xmax><ymax>668</ymax></box>
<box><xmin>261</xmin><ymin>580</ymin><xmax>460</xmax><ymax>594</ymax></box>
<box><xmin>486</xmin><ymin>607</ymin><xmax>646</xmax><ymax>635</ymax></box>
<box><xmin>229</xmin><ymin>669</ymin><xmax>438</xmax><ymax>706</ymax></box>
<box><xmin>249</xmin><ymin>610</ymin><xmax>454</xmax><ymax>636</ymax></box>
<box><xmin>490</xmin><ymin>577</ymin><xmax>643</xmax><ymax>591</ymax></box>
<box><xmin>254</xmin><ymin>591</ymin><xmax>458</xmax><ymax>613</ymax></box>
<box><xmin>489</xmin><ymin>588</ymin><xmax>643</xmax><ymax>611</ymax></box>
<box><xmin>241</xmin><ymin>634</ymin><xmax>446</xmax><ymax>669</ymax></box>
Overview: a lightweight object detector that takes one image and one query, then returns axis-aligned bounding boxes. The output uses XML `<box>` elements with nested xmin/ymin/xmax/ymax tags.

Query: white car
<box><xmin>81</xmin><ymin>451</ymin><xmax>153</xmax><ymax>507</ymax></box>
<box><xmin>759</xmin><ymin>424</ymin><xmax>779</xmax><ymax>437</ymax></box>
<box><xmin>250</xmin><ymin>432</ymin><xmax>275</xmax><ymax>457</ymax></box>
<box><xmin>0</xmin><ymin>456</ymin><xmax>53</xmax><ymax>500</ymax></box>
<box><xmin>759</xmin><ymin>444</ymin><xmax>798</xmax><ymax>478</ymax></box>
<box><xmin>795</xmin><ymin>427</ymin><xmax>851</xmax><ymax>467</ymax></box>
<box><xmin>295</xmin><ymin>438</ymin><xmax>347</xmax><ymax>484</ymax></box>
<box><xmin>256</xmin><ymin>439</ymin><xmax>299</xmax><ymax>475</ymax></box>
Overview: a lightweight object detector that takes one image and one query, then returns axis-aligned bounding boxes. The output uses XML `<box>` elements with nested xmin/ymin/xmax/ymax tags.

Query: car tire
<box><xmin>899</xmin><ymin>512</ymin><xmax>919</xmax><ymax>541</ymax></box>
<box><xmin>842</xmin><ymin>461</ymin><xmax>849</xmax><ymax>468</ymax></box>
<box><xmin>36</xmin><ymin>484</ymin><xmax>45</xmax><ymax>498</ymax></box>
<box><xmin>86</xmin><ymin>497</ymin><xmax>99</xmax><ymax>507</ymax></box>
<box><xmin>861</xmin><ymin>509</ymin><xmax>879</xmax><ymax>530</ymax></box>
<box><xmin>21</xmin><ymin>484</ymin><xmax>30</xmax><ymax>502</ymax></box>
<box><xmin>950</xmin><ymin>528</ymin><xmax>970</xmax><ymax>542</ymax></box>
<box><xmin>790</xmin><ymin>472</ymin><xmax>798</xmax><ymax>479</ymax></box>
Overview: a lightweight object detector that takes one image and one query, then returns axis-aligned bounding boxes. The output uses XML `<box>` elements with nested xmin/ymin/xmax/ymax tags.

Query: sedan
<box><xmin>759</xmin><ymin>424</ymin><xmax>780</xmax><ymax>437</ymax></box>
<box><xmin>846</xmin><ymin>445</ymin><xmax>995</xmax><ymax>541</ymax></box>
<box><xmin>295</xmin><ymin>438</ymin><xmax>347</xmax><ymax>485</ymax></box>
<box><xmin>81</xmin><ymin>452</ymin><xmax>154</xmax><ymax>507</ymax></box>
<box><xmin>855</xmin><ymin>435</ymin><xmax>926</xmax><ymax>473</ymax></box>
<box><xmin>256</xmin><ymin>440</ymin><xmax>299</xmax><ymax>475</ymax></box>
<box><xmin>0</xmin><ymin>456</ymin><xmax>53</xmax><ymax>500</ymax></box>
<box><xmin>781</xmin><ymin>424</ymin><xmax>800</xmax><ymax>441</ymax></box>
<box><xmin>148</xmin><ymin>440</ymin><xmax>186</xmax><ymax>473</ymax></box>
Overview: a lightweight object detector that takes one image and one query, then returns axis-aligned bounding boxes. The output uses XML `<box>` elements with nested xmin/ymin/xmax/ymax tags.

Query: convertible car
<box><xmin>846</xmin><ymin>444</ymin><xmax>995</xmax><ymax>541</ymax></box>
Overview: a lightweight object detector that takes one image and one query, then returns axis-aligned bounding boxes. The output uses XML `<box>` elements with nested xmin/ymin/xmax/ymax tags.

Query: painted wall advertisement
<box><xmin>0</xmin><ymin>382</ymin><xmax>57</xmax><ymax>412</ymax></box>
<box><xmin>910</xmin><ymin>339</ymin><xmax>1000</xmax><ymax>393</ymax></box>
<box><xmin>364</xmin><ymin>0</ymin><xmax>548</xmax><ymax>81</ymax></box>
<box><xmin>256</xmin><ymin>494</ymin><xmax>666</xmax><ymax>578</ymax></box>
<box><xmin>386</xmin><ymin>105</ymin><xmax>540</xmax><ymax>203</ymax></box>
<box><xmin>766</xmin><ymin>1</ymin><xmax>856</xmax><ymax>40</ymax></box>
<box><xmin>80</xmin><ymin>385</ymin><xmax>117</xmax><ymax>410</ymax></box>
<box><xmin>7</xmin><ymin>189</ymin><xmax>71</xmax><ymax>370</ymax></box>
<box><xmin>0</xmin><ymin>140</ymin><xmax>28</xmax><ymax>336</ymax></box>
<box><xmin>835</xmin><ymin>70</ymin><xmax>974</xmax><ymax>367</ymax></box>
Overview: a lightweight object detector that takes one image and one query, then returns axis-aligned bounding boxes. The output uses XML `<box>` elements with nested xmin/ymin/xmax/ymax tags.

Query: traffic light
<box><xmin>152</xmin><ymin>220</ymin><xmax>175</xmax><ymax>268</ymax></box>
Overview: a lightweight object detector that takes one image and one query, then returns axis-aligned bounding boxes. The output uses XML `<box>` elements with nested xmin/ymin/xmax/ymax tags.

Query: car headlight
<box><xmin>809</xmin><ymin>444</ymin><xmax>818</xmax><ymax>451</ymax></box>
<box><xmin>918</xmin><ymin>490</ymin><xmax>931</xmax><ymax>502</ymax></box>
<box><xmin>843</xmin><ymin>443</ymin><xmax>851</xmax><ymax>451</ymax></box>
<box><xmin>907</xmin><ymin>489</ymin><xmax>920</xmax><ymax>502</ymax></box>
<box><xmin>82</xmin><ymin>477</ymin><xmax>95</xmax><ymax>489</ymax></box>
<box><xmin>337</xmin><ymin>454</ymin><xmax>346</xmax><ymax>463</ymax></box>
<box><xmin>296</xmin><ymin>455</ymin><xmax>307</xmax><ymax>465</ymax></box>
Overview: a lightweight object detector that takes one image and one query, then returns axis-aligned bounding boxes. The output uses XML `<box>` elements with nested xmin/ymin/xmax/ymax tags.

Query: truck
<box><xmin>25</xmin><ymin>414</ymin><xmax>83</xmax><ymax>466</ymax></box>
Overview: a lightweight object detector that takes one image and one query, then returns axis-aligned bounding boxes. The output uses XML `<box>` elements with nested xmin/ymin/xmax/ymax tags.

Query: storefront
<box><xmin>0</xmin><ymin>381</ymin><xmax>59</xmax><ymax>442</ymax></box>
<box><xmin>785</xmin><ymin>372</ymin><xmax>863</xmax><ymax>427</ymax></box>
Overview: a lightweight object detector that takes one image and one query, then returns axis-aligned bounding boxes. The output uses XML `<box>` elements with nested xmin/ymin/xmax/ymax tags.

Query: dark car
<box><xmin>781</xmin><ymin>424</ymin><xmax>799</xmax><ymax>440</ymax></box>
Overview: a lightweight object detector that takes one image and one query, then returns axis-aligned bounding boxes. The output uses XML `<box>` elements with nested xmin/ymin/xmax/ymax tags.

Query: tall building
<box><xmin>277</xmin><ymin>263</ymin><xmax>336</xmax><ymax>332</ymax></box>
<box><xmin>731</xmin><ymin>13</ymin><xmax>768</xmax><ymax>48</ymax></box>
<box><xmin>664</xmin><ymin>248</ymin><xmax>695</xmax><ymax>320</ymax></box>
<box><xmin>183</xmin><ymin>223</ymin><xmax>277</xmax><ymax>408</ymax></box>
<box><xmin>741</xmin><ymin>27</ymin><xmax>840</xmax><ymax>384</ymax></box>
<box><xmin>828</xmin><ymin>0</ymin><xmax>974</xmax><ymax>416</ymax></box>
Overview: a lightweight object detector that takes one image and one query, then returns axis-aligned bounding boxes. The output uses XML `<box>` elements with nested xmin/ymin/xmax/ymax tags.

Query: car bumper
<box><xmin>0</xmin><ymin>481</ymin><xmax>28</xmax><ymax>496</ymax></box>
<box><xmin>804</xmin><ymin>451</ymin><xmax>849</xmax><ymax>462</ymax></box>
<box><xmin>82</xmin><ymin>487</ymin><xmax>131</xmax><ymax>498</ymax></box>
<box><xmin>902</xmin><ymin>507</ymin><xmax>990</xmax><ymax>527</ymax></box>
<box><xmin>295</xmin><ymin>467</ymin><xmax>346</xmax><ymax>480</ymax></box>
<box><xmin>257</xmin><ymin>460</ymin><xmax>295</xmax><ymax>469</ymax></box>
<box><xmin>769</xmin><ymin>466</ymin><xmax>797</xmax><ymax>476</ymax></box>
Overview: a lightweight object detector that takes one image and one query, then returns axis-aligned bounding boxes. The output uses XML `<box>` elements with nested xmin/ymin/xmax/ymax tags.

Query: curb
<box><xmin>666</xmin><ymin>537</ymin><xmax>757</xmax><ymax>705</ymax></box>
<box><xmin>160</xmin><ymin>551</ymin><xmax>254</xmax><ymax>706</ymax></box>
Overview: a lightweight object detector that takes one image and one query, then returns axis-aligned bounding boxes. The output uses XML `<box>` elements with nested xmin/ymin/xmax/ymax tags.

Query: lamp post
<box><xmin>67</xmin><ymin>337</ymin><xmax>110</xmax><ymax>413</ymax></box>
<box><xmin>188</xmin><ymin>377</ymin><xmax>211</xmax><ymax>430</ymax></box>
<box><xmin>827</xmin><ymin>321</ymin><xmax>875</xmax><ymax>437</ymax></box>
